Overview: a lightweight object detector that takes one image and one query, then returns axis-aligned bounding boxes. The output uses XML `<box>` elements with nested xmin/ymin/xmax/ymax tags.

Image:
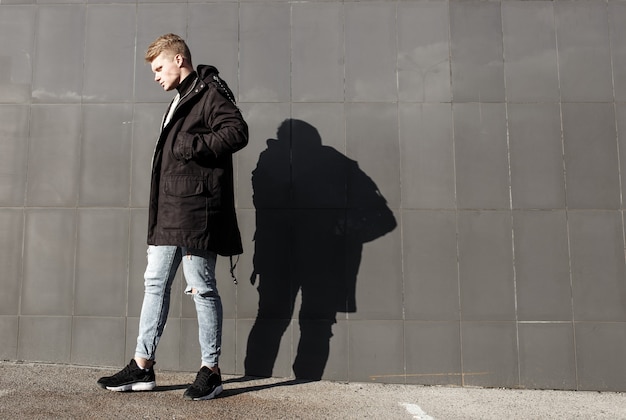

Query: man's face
<box><xmin>151</xmin><ymin>52</ymin><xmax>182</xmax><ymax>91</ymax></box>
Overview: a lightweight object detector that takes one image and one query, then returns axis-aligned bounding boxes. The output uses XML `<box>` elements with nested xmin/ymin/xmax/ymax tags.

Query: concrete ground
<box><xmin>1</xmin><ymin>361</ymin><xmax>625</xmax><ymax>419</ymax></box>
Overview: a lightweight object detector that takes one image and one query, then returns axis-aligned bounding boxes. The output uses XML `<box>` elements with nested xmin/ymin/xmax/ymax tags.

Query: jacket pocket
<box><xmin>161</xmin><ymin>175</ymin><xmax>208</xmax><ymax>231</ymax></box>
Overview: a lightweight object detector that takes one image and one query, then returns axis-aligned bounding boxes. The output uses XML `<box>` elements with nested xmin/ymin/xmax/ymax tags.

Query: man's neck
<box><xmin>176</xmin><ymin>69</ymin><xmax>196</xmax><ymax>94</ymax></box>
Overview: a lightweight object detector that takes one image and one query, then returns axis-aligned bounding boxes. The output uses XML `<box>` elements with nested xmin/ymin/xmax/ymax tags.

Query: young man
<box><xmin>97</xmin><ymin>33</ymin><xmax>248</xmax><ymax>401</ymax></box>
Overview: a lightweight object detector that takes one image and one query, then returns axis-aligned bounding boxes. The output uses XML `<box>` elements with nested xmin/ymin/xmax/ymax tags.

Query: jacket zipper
<box><xmin>151</xmin><ymin>77</ymin><xmax>201</xmax><ymax>168</ymax></box>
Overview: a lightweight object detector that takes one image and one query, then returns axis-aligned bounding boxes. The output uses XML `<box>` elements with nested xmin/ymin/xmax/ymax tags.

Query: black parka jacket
<box><xmin>147</xmin><ymin>65</ymin><xmax>248</xmax><ymax>256</ymax></box>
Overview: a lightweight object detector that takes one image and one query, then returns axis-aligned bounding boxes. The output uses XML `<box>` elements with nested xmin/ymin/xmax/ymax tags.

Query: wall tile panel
<box><xmin>74</xmin><ymin>209</ymin><xmax>129</xmax><ymax>317</ymax></box>
<box><xmin>405</xmin><ymin>321</ymin><xmax>462</xmax><ymax>386</ymax></box>
<box><xmin>348</xmin><ymin>320</ymin><xmax>404</xmax><ymax>383</ymax></box>
<box><xmin>461</xmin><ymin>321</ymin><xmax>519</xmax><ymax>388</ymax></box>
<box><xmin>0</xmin><ymin>105</ymin><xmax>29</xmax><ymax>206</ymax></box>
<box><xmin>317</xmin><ymin>320</ymin><xmax>349</xmax><ymax>381</ymax></box>
<box><xmin>518</xmin><ymin>323</ymin><xmax>576</xmax><ymax>390</ymax></box>
<box><xmin>79</xmin><ymin>104</ymin><xmax>133</xmax><ymax>207</ymax></box>
<box><xmin>345</xmin><ymin>2</ymin><xmax>397</xmax><ymax>102</ymax></box>
<box><xmin>350</xmin><ymin>214</ymin><xmax>402</xmax><ymax>321</ymax></box>
<box><xmin>292</xmin><ymin>3</ymin><xmax>344</xmax><ymax>103</ymax></box>
<box><xmin>22</xmin><ymin>209</ymin><xmax>76</xmax><ymax>316</ymax></box>
<box><xmin>454</xmin><ymin>103</ymin><xmax>510</xmax><ymax>210</ymax></box>
<box><xmin>458</xmin><ymin>211</ymin><xmax>515</xmax><ymax>322</ymax></box>
<box><xmin>26</xmin><ymin>105</ymin><xmax>81</xmax><ymax>207</ymax></box>
<box><xmin>397</xmin><ymin>0</ymin><xmax>451</xmax><ymax>103</ymax></box>
<box><xmin>569</xmin><ymin>211</ymin><xmax>626</xmax><ymax>322</ymax></box>
<box><xmin>0</xmin><ymin>316</ymin><xmax>18</xmax><ymax>360</ymax></box>
<box><xmin>513</xmin><ymin>210</ymin><xmax>572</xmax><ymax>321</ymax></box>
<box><xmin>562</xmin><ymin>103</ymin><xmax>620</xmax><ymax>210</ymax></box>
<box><xmin>83</xmin><ymin>4</ymin><xmax>136</xmax><ymax>103</ymax></box>
<box><xmin>403</xmin><ymin>210</ymin><xmax>459</xmax><ymax>321</ymax></box>
<box><xmin>555</xmin><ymin>0</ymin><xmax>613</xmax><ymax>102</ymax></box>
<box><xmin>0</xmin><ymin>5</ymin><xmax>34</xmax><ymax>103</ymax></box>
<box><xmin>237</xmin><ymin>103</ymin><xmax>291</xmax><ymax>211</ymax></box>
<box><xmin>502</xmin><ymin>1</ymin><xmax>559</xmax><ymax>103</ymax></box>
<box><xmin>32</xmin><ymin>5</ymin><xmax>82</xmax><ymax>103</ymax></box>
<box><xmin>71</xmin><ymin>317</ymin><xmax>126</xmax><ymax>366</ymax></box>
<box><xmin>0</xmin><ymin>210</ymin><xmax>23</xmax><ymax>315</ymax></box>
<box><xmin>508</xmin><ymin>103</ymin><xmax>566</xmax><ymax>209</ymax></box>
<box><xmin>237</xmin><ymin>318</ymin><xmax>294</xmax><ymax>379</ymax></box>
<box><xmin>576</xmin><ymin>322</ymin><xmax>626</xmax><ymax>391</ymax></box>
<box><xmin>400</xmin><ymin>103</ymin><xmax>455</xmax><ymax>210</ymax></box>
<box><xmin>239</xmin><ymin>3</ymin><xmax>290</xmax><ymax>102</ymax></box>
<box><xmin>291</xmin><ymin>103</ymin><xmax>346</xmax><ymax>154</ymax></box>
<box><xmin>614</xmin><ymin>104</ymin><xmax>626</xmax><ymax>206</ymax></box>
<box><xmin>450</xmin><ymin>0</ymin><xmax>504</xmax><ymax>102</ymax></box>
<box><xmin>346</xmin><ymin>103</ymin><xmax>400</xmax><ymax>209</ymax></box>
<box><xmin>609</xmin><ymin>1</ymin><xmax>626</xmax><ymax>102</ymax></box>
<box><xmin>17</xmin><ymin>316</ymin><xmax>72</xmax><ymax>363</ymax></box>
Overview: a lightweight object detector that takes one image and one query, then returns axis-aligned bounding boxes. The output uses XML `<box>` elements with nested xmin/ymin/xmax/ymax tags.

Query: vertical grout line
<box><xmin>181</xmin><ymin>0</ymin><xmax>191</xmax><ymax>371</ymax></box>
<box><xmin>185</xmin><ymin>0</ymin><xmax>189</xmax><ymax>44</ymax></box>
<box><xmin>124</xmin><ymin>207</ymin><xmax>133</xmax><ymax>362</ymax></box>
<box><xmin>447</xmin><ymin>0</ymin><xmax>464</xmax><ymax>388</ymax></box>
<box><xmin>607</xmin><ymin>0</ymin><xmax>626</xmax><ymax>289</ymax></box>
<box><xmin>128</xmin><ymin>0</ymin><xmax>138</xmax><ymax>215</ymax></box>
<box><xmin>553</xmin><ymin>0</ymin><xmax>579</xmax><ymax>391</ymax></box>
<box><xmin>500</xmin><ymin>0</ymin><xmax>521</xmax><ymax>389</ymax></box>
<box><xmin>393</xmin><ymin>0</ymin><xmax>407</xmax><ymax>385</ymax></box>
<box><xmin>17</xmin><ymin>107</ymin><xmax>30</xmax><ymax>360</ymax></box>
<box><xmin>237</xmin><ymin>0</ymin><xmax>241</xmax><ymax>107</ymax></box>
<box><xmin>124</xmin><ymin>0</ymin><xmax>140</xmax><ymax>365</ymax></box>
<box><xmin>69</xmin><ymin>0</ymin><xmax>89</xmax><ymax>366</ymax></box>
<box><xmin>341</xmin><ymin>0</ymin><xmax>350</xmax><ymax>382</ymax></box>
<box><xmin>235</xmin><ymin>0</ymin><xmax>241</xmax><ymax>376</ymax></box>
<box><xmin>608</xmin><ymin>0</ymin><xmax>626</xmax><ymax>395</ymax></box>
<box><xmin>289</xmin><ymin>0</ymin><xmax>294</xmax><ymax>376</ymax></box>
<box><xmin>17</xmin><ymin>3</ymin><xmax>41</xmax><ymax>361</ymax></box>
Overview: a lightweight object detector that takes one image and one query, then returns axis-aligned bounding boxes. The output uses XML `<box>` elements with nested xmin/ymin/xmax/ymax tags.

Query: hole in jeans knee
<box><xmin>185</xmin><ymin>286</ymin><xmax>217</xmax><ymax>298</ymax></box>
<box><xmin>184</xmin><ymin>287</ymin><xmax>198</xmax><ymax>296</ymax></box>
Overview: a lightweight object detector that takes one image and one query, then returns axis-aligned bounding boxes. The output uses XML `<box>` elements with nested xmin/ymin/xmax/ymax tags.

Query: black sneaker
<box><xmin>97</xmin><ymin>359</ymin><xmax>156</xmax><ymax>392</ymax></box>
<box><xmin>183</xmin><ymin>367</ymin><xmax>223</xmax><ymax>401</ymax></box>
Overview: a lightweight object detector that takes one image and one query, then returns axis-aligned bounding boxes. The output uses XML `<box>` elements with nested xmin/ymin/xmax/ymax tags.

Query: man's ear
<box><xmin>174</xmin><ymin>53</ymin><xmax>184</xmax><ymax>67</ymax></box>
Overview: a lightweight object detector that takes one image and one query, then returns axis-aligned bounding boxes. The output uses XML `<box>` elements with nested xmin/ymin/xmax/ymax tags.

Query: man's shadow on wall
<box><xmin>244</xmin><ymin>119</ymin><xmax>396</xmax><ymax>380</ymax></box>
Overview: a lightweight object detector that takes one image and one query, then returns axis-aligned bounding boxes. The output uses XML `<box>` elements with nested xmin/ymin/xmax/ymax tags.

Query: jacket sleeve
<box><xmin>174</xmin><ymin>86</ymin><xmax>248</xmax><ymax>162</ymax></box>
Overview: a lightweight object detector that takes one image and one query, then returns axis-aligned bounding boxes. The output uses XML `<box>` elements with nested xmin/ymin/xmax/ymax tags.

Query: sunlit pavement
<box><xmin>1</xmin><ymin>362</ymin><xmax>625</xmax><ymax>419</ymax></box>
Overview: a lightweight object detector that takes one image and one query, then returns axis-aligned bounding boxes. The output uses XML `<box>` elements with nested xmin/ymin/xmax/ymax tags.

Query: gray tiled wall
<box><xmin>2</xmin><ymin>0</ymin><xmax>626</xmax><ymax>392</ymax></box>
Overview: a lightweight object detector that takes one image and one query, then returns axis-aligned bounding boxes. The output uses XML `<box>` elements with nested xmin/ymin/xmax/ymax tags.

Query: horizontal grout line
<box><xmin>370</xmin><ymin>372</ymin><xmax>490</xmax><ymax>380</ymax></box>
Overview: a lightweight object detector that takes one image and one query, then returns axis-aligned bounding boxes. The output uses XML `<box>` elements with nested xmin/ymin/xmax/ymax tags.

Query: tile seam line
<box><xmin>552</xmin><ymin>0</ymin><xmax>578</xmax><ymax>390</ymax></box>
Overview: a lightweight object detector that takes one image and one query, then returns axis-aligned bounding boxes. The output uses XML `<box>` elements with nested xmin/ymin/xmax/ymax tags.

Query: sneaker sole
<box><xmin>187</xmin><ymin>384</ymin><xmax>223</xmax><ymax>401</ymax></box>
<box><xmin>106</xmin><ymin>381</ymin><xmax>156</xmax><ymax>392</ymax></box>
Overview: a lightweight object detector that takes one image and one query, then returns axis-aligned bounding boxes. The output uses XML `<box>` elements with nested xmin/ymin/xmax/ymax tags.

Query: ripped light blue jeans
<box><xmin>135</xmin><ymin>245</ymin><xmax>222</xmax><ymax>367</ymax></box>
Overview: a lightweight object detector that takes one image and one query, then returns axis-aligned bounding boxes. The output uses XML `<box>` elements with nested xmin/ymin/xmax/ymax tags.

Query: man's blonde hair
<box><xmin>145</xmin><ymin>33</ymin><xmax>193</xmax><ymax>65</ymax></box>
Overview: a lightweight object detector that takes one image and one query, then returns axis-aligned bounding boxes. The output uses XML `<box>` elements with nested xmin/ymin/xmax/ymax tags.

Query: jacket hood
<box><xmin>197</xmin><ymin>65</ymin><xmax>219</xmax><ymax>80</ymax></box>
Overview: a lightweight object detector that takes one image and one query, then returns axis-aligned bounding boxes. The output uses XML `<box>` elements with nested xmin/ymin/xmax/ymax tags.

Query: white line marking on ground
<box><xmin>400</xmin><ymin>403</ymin><xmax>435</xmax><ymax>420</ymax></box>
<box><xmin>0</xmin><ymin>389</ymin><xmax>14</xmax><ymax>397</ymax></box>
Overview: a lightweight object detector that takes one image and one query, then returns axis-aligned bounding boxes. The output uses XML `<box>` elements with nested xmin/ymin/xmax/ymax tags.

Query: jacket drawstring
<box><xmin>230</xmin><ymin>255</ymin><xmax>239</xmax><ymax>285</ymax></box>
